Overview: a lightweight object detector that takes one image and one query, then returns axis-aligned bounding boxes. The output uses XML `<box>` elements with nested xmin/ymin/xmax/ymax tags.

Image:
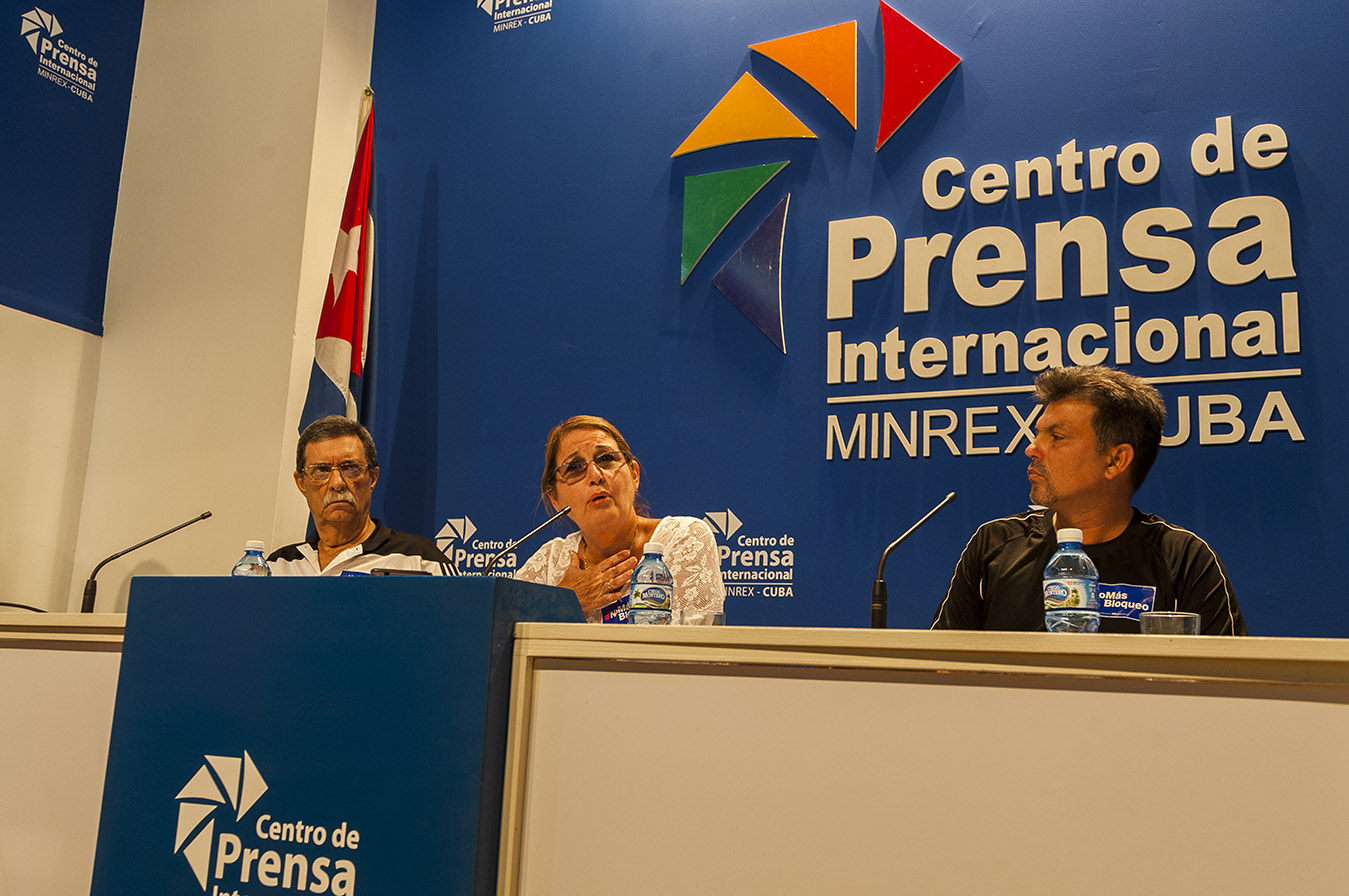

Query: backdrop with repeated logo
<box><xmin>366</xmin><ymin>0</ymin><xmax>1343</xmax><ymax>635</ymax></box>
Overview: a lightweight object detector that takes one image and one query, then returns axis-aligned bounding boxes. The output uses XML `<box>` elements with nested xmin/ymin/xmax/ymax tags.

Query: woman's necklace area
<box><xmin>578</xmin><ymin>528</ymin><xmax>641</xmax><ymax>569</ymax></box>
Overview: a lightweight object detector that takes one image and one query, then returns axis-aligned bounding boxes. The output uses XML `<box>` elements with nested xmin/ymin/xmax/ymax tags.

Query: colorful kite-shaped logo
<box><xmin>674</xmin><ymin>2</ymin><xmax>960</xmax><ymax>353</ymax></box>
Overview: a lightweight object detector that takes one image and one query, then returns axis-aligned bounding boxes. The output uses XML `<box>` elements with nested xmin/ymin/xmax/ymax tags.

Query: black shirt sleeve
<box><xmin>931</xmin><ymin>530</ymin><xmax>990</xmax><ymax>629</ymax></box>
<box><xmin>1169</xmin><ymin>532</ymin><xmax>1247</xmax><ymax>635</ymax></box>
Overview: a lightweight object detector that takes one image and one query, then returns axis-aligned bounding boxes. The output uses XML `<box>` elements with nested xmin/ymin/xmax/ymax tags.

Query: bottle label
<box><xmin>1044</xmin><ymin>578</ymin><xmax>1097</xmax><ymax>611</ymax></box>
<box><xmin>631</xmin><ymin>583</ymin><xmax>672</xmax><ymax>612</ymax></box>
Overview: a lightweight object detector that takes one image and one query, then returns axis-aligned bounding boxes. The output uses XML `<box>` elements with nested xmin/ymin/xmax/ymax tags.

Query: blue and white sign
<box><xmin>1099</xmin><ymin>583</ymin><xmax>1157</xmax><ymax>621</ymax></box>
<box><xmin>364</xmin><ymin>0</ymin><xmax>1346</xmax><ymax>635</ymax></box>
<box><xmin>2</xmin><ymin>0</ymin><xmax>143</xmax><ymax>333</ymax></box>
<box><xmin>91</xmin><ymin>576</ymin><xmax>581</xmax><ymax>894</ymax></box>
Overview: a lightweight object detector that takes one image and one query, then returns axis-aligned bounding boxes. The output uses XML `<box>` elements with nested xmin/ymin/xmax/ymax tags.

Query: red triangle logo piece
<box><xmin>875</xmin><ymin>2</ymin><xmax>960</xmax><ymax>151</ymax></box>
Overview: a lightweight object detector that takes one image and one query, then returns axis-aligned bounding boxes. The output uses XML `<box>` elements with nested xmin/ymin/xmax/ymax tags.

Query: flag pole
<box><xmin>358</xmin><ymin>86</ymin><xmax>373</xmax><ymax>141</ymax></box>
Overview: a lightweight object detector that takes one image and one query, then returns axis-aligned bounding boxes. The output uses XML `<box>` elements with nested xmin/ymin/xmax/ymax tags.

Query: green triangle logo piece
<box><xmin>681</xmin><ymin>161</ymin><xmax>789</xmax><ymax>284</ymax></box>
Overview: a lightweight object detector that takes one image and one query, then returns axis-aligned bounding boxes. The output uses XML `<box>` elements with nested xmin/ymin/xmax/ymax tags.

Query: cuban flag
<box><xmin>300</xmin><ymin>97</ymin><xmax>375</xmax><ymax>429</ymax></box>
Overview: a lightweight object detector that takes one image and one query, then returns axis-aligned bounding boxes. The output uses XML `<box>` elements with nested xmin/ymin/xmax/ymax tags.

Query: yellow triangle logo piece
<box><xmin>751</xmin><ymin>21</ymin><xmax>857</xmax><ymax>129</ymax></box>
<box><xmin>672</xmin><ymin>73</ymin><xmax>817</xmax><ymax>157</ymax></box>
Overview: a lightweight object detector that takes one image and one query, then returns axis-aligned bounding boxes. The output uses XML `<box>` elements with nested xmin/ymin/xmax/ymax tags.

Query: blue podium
<box><xmin>89</xmin><ymin>575</ymin><xmax>583</xmax><ymax>896</ymax></box>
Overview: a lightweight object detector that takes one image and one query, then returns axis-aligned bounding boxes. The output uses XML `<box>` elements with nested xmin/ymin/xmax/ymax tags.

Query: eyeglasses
<box><xmin>554</xmin><ymin>451</ymin><xmax>628</xmax><ymax>484</ymax></box>
<box><xmin>300</xmin><ymin>462</ymin><xmax>371</xmax><ymax>484</ymax></box>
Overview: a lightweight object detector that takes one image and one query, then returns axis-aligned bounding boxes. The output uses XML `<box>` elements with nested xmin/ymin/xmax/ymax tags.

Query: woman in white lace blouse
<box><xmin>516</xmin><ymin>415</ymin><xmax>726</xmax><ymax>623</ymax></box>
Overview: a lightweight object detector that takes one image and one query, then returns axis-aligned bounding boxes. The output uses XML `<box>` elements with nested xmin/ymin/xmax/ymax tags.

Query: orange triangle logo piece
<box><xmin>750</xmin><ymin>21</ymin><xmax>857</xmax><ymax>129</ymax></box>
<box><xmin>672</xmin><ymin>73</ymin><xmax>818</xmax><ymax>157</ymax></box>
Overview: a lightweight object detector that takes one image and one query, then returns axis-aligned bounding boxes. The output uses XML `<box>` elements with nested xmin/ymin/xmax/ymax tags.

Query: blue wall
<box><xmin>368</xmin><ymin>0</ymin><xmax>1345</xmax><ymax>635</ymax></box>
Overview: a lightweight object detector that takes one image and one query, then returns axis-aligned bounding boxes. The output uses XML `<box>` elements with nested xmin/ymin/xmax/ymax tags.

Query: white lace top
<box><xmin>516</xmin><ymin>516</ymin><xmax>726</xmax><ymax>623</ymax></box>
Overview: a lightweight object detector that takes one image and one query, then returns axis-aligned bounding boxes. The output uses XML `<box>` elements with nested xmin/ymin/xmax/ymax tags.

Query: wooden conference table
<box><xmin>4</xmin><ymin>613</ymin><xmax>1348</xmax><ymax>895</ymax></box>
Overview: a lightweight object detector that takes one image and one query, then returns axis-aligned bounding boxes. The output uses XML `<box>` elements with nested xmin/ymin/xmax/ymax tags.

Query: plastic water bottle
<box><xmin>1043</xmin><ymin>528</ymin><xmax>1098</xmax><ymax>632</ymax></box>
<box><xmin>232</xmin><ymin>540</ymin><xmax>271</xmax><ymax>576</ymax></box>
<box><xmin>629</xmin><ymin>542</ymin><xmax>672</xmax><ymax>625</ymax></box>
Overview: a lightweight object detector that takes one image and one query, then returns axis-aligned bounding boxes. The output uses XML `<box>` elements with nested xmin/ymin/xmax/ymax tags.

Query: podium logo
<box><xmin>435</xmin><ymin>516</ymin><xmax>477</xmax><ymax>554</ymax></box>
<box><xmin>479</xmin><ymin>0</ymin><xmax>554</xmax><ymax>33</ymax></box>
<box><xmin>20</xmin><ymin>7</ymin><xmax>60</xmax><ymax>52</ymax></box>
<box><xmin>19</xmin><ymin>6</ymin><xmax>99</xmax><ymax>101</ymax></box>
<box><xmin>704</xmin><ymin>508</ymin><xmax>797</xmax><ymax>599</ymax></box>
<box><xmin>437</xmin><ymin>513</ymin><xmax>521</xmax><ymax>572</ymax></box>
<box><xmin>174</xmin><ymin>751</ymin><xmax>269</xmax><ymax>889</ymax></box>
<box><xmin>172</xmin><ymin>750</ymin><xmax>360</xmax><ymax>893</ymax></box>
<box><xmin>704</xmin><ymin>509</ymin><xmax>743</xmax><ymax>540</ymax></box>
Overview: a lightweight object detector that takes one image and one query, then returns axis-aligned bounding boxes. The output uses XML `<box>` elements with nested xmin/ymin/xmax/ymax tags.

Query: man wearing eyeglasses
<box><xmin>268</xmin><ymin>415</ymin><xmax>456</xmax><ymax>576</ymax></box>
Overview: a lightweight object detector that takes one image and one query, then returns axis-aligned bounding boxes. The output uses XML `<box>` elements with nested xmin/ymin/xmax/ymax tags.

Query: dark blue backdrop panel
<box><xmin>89</xmin><ymin>575</ymin><xmax>583</xmax><ymax>895</ymax></box>
<box><xmin>367</xmin><ymin>0</ymin><xmax>1346</xmax><ymax>635</ymax></box>
<box><xmin>1</xmin><ymin>0</ymin><xmax>143</xmax><ymax>333</ymax></box>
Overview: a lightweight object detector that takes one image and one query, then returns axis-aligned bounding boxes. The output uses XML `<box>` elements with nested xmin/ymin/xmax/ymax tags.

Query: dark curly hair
<box><xmin>1034</xmin><ymin>366</ymin><xmax>1165</xmax><ymax>490</ymax></box>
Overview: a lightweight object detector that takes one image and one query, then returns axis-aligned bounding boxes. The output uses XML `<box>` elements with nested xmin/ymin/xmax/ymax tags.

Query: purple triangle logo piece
<box><xmin>712</xmin><ymin>195</ymin><xmax>790</xmax><ymax>353</ymax></box>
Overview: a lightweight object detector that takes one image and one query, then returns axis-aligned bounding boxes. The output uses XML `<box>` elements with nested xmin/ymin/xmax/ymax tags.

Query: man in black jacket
<box><xmin>931</xmin><ymin>366</ymin><xmax>1246</xmax><ymax>635</ymax></box>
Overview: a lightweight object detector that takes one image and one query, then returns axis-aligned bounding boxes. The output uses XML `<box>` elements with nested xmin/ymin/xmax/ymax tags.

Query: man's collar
<box><xmin>1040</xmin><ymin>507</ymin><xmax>1142</xmax><ymax>545</ymax></box>
<box><xmin>361</xmin><ymin>519</ymin><xmax>390</xmax><ymax>549</ymax></box>
<box><xmin>306</xmin><ymin>518</ymin><xmax>385</xmax><ymax>549</ymax></box>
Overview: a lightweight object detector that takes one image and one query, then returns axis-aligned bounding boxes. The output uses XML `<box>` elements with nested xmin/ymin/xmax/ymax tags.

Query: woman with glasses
<box><xmin>516</xmin><ymin>415</ymin><xmax>726</xmax><ymax>623</ymax></box>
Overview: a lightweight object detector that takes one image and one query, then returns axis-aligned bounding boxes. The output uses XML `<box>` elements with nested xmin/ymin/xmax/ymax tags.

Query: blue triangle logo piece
<box><xmin>712</xmin><ymin>195</ymin><xmax>790</xmax><ymax>354</ymax></box>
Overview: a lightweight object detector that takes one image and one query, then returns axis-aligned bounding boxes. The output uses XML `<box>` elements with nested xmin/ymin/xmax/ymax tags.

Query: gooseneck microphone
<box><xmin>484</xmin><ymin>505</ymin><xmax>572</xmax><ymax>575</ymax></box>
<box><xmin>80</xmin><ymin>511</ymin><xmax>213</xmax><ymax>613</ymax></box>
<box><xmin>870</xmin><ymin>492</ymin><xmax>956</xmax><ymax>629</ymax></box>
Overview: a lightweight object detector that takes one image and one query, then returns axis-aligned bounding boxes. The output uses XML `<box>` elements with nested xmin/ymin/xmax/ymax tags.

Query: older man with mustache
<box><xmin>931</xmin><ymin>365</ymin><xmax>1247</xmax><ymax>635</ymax></box>
<box><xmin>268</xmin><ymin>416</ymin><xmax>455</xmax><ymax>576</ymax></box>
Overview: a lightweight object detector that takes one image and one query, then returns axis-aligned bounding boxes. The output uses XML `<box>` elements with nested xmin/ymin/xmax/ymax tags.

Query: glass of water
<box><xmin>1139</xmin><ymin>611</ymin><xmax>1200</xmax><ymax>634</ymax></box>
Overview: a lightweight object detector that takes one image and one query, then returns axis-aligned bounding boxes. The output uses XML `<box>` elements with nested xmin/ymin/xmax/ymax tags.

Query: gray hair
<box><xmin>296</xmin><ymin>416</ymin><xmax>378</xmax><ymax>472</ymax></box>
